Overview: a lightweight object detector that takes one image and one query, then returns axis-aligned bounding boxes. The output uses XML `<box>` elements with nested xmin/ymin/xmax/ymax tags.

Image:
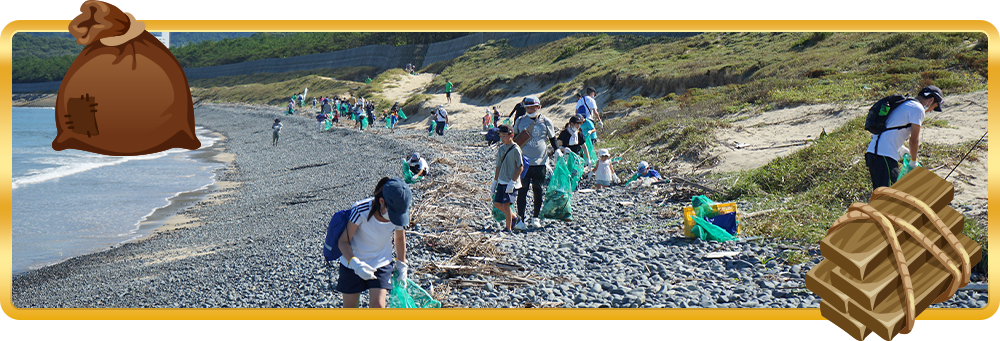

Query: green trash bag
<box><xmin>583</xmin><ymin>134</ymin><xmax>597</xmax><ymax>166</ymax></box>
<box><xmin>428</xmin><ymin>121</ymin><xmax>437</xmax><ymax>136</ymax></box>
<box><xmin>691</xmin><ymin>216</ymin><xmax>737</xmax><ymax>242</ymax></box>
<box><xmin>624</xmin><ymin>172</ymin><xmax>640</xmax><ymax>185</ymax></box>
<box><xmin>324</xmin><ymin>120</ymin><xmax>332</xmax><ymax>131</ymax></box>
<box><xmin>540</xmin><ymin>153</ymin><xmax>577</xmax><ymax>221</ymax></box>
<box><xmin>502</xmin><ymin>118</ymin><xmax>511</xmax><ymax>126</ymax></box>
<box><xmin>692</xmin><ymin>195</ymin><xmax>718</xmax><ymax>219</ymax></box>
<box><xmin>898</xmin><ymin>153</ymin><xmax>922</xmax><ymax>182</ymax></box>
<box><xmin>565</xmin><ymin>152</ymin><xmax>585</xmax><ymax>192</ymax></box>
<box><xmin>492</xmin><ymin>206</ymin><xmax>506</xmax><ymax>222</ymax></box>
<box><xmin>402</xmin><ymin>160</ymin><xmax>423</xmax><ymax>184</ymax></box>
<box><xmin>361</xmin><ymin>117</ymin><xmax>369</xmax><ymax>130</ymax></box>
<box><xmin>397</xmin><ymin>109</ymin><xmax>407</xmax><ymax>120</ymax></box>
<box><xmin>385</xmin><ymin>117</ymin><xmax>392</xmax><ymax>129</ymax></box>
<box><xmin>286</xmin><ymin>107</ymin><xmax>294</xmax><ymax>115</ymax></box>
<box><xmin>388</xmin><ymin>273</ymin><xmax>442</xmax><ymax>308</ymax></box>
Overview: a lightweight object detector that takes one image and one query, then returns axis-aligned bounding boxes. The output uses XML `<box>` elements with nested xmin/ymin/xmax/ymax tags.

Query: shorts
<box><xmin>493</xmin><ymin>184</ymin><xmax>517</xmax><ymax>204</ymax></box>
<box><xmin>596</xmin><ymin>179</ymin><xmax>611</xmax><ymax>186</ymax></box>
<box><xmin>446</xmin><ymin>91</ymin><xmax>452</xmax><ymax>98</ymax></box>
<box><xmin>336</xmin><ymin>262</ymin><xmax>393</xmax><ymax>294</ymax></box>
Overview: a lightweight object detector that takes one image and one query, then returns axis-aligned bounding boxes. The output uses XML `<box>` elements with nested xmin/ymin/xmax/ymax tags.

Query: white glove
<box><xmin>347</xmin><ymin>257</ymin><xmax>376</xmax><ymax>280</ymax></box>
<box><xmin>507</xmin><ymin>178</ymin><xmax>521</xmax><ymax>193</ymax></box>
<box><xmin>411</xmin><ymin>175</ymin><xmax>421</xmax><ymax>182</ymax></box>
<box><xmin>554</xmin><ymin>149</ymin><xmax>564</xmax><ymax>159</ymax></box>
<box><xmin>490</xmin><ymin>180</ymin><xmax>498</xmax><ymax>193</ymax></box>
<box><xmin>394</xmin><ymin>260</ymin><xmax>409</xmax><ymax>287</ymax></box>
<box><xmin>908</xmin><ymin>160</ymin><xmax>919</xmax><ymax>169</ymax></box>
<box><xmin>598</xmin><ymin>121</ymin><xmax>604</xmax><ymax>129</ymax></box>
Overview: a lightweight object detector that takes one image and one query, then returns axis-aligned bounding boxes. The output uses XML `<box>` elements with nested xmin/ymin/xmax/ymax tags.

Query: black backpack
<box><xmin>865</xmin><ymin>95</ymin><xmax>916</xmax><ymax>134</ymax></box>
<box><xmin>865</xmin><ymin>94</ymin><xmax>917</xmax><ymax>154</ymax></box>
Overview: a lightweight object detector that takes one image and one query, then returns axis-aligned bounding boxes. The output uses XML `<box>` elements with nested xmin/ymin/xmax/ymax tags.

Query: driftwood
<box><xmin>670</xmin><ymin>177</ymin><xmax>722</xmax><ymax>195</ymax></box>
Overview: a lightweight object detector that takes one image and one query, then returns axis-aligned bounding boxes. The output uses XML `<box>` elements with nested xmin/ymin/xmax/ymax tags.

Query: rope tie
<box><xmin>827</xmin><ymin>187</ymin><xmax>970</xmax><ymax>334</ymax></box>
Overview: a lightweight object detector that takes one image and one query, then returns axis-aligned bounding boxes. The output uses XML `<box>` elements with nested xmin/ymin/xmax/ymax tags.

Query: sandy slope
<box><xmin>377</xmin><ymin>74</ymin><xmax>988</xmax><ymax>204</ymax></box>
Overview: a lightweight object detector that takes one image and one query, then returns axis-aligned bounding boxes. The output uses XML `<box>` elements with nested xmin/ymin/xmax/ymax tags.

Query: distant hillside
<box><xmin>12</xmin><ymin>32</ymin><xmax>469</xmax><ymax>84</ymax></box>
<box><xmin>170</xmin><ymin>32</ymin><xmax>470</xmax><ymax>68</ymax></box>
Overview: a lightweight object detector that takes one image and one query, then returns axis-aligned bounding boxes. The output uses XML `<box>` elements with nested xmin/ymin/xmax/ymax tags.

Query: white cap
<box><xmin>598</xmin><ymin>149</ymin><xmax>610</xmax><ymax>157</ymax></box>
<box><xmin>637</xmin><ymin>161</ymin><xmax>649</xmax><ymax>169</ymax></box>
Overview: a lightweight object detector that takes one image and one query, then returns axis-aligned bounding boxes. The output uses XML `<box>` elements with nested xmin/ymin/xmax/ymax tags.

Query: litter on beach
<box><xmin>703</xmin><ymin>251</ymin><xmax>740</xmax><ymax>259</ymax></box>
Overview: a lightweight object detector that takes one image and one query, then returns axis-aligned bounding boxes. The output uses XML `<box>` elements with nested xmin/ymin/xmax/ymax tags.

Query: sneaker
<box><xmin>531</xmin><ymin>217</ymin><xmax>542</xmax><ymax>228</ymax></box>
<box><xmin>514</xmin><ymin>219</ymin><xmax>528</xmax><ymax>231</ymax></box>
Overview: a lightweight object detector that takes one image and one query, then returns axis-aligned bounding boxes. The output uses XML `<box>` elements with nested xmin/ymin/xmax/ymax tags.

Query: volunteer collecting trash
<box><xmin>271</xmin><ymin>118</ymin><xmax>282</xmax><ymax>146</ymax></box>
<box><xmin>406</xmin><ymin>153</ymin><xmax>429</xmax><ymax>178</ymax></box>
<box><xmin>625</xmin><ymin>161</ymin><xmax>662</xmax><ymax>184</ymax></box>
<box><xmin>337</xmin><ymin>177</ymin><xmax>413</xmax><ymax>308</ymax></box>
<box><xmin>556</xmin><ymin>115</ymin><xmax>591</xmax><ymax>165</ymax></box>
<box><xmin>492</xmin><ymin>125</ymin><xmax>525</xmax><ymax>232</ymax></box>
<box><xmin>576</xmin><ymin>87</ymin><xmax>604</xmax><ymax>143</ymax></box>
<box><xmin>587</xmin><ymin>149</ymin><xmax>616</xmax><ymax>189</ymax></box>
<box><xmin>864</xmin><ymin>86</ymin><xmax>941</xmax><ymax>193</ymax></box>
<box><xmin>513</xmin><ymin>96</ymin><xmax>559</xmax><ymax>229</ymax></box>
<box><xmin>433</xmin><ymin>105</ymin><xmax>449</xmax><ymax>136</ymax></box>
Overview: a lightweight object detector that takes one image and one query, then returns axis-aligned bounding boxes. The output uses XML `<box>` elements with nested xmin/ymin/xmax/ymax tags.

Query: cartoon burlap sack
<box><xmin>53</xmin><ymin>1</ymin><xmax>200</xmax><ymax>156</ymax></box>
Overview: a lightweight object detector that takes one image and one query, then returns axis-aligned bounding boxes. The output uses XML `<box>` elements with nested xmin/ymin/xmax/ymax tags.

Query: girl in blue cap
<box><xmin>337</xmin><ymin>177</ymin><xmax>413</xmax><ymax>308</ymax></box>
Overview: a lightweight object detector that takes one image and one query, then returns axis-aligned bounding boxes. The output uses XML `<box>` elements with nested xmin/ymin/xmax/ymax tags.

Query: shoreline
<box><xmin>11</xmin><ymin>126</ymin><xmax>235</xmax><ymax>277</ymax></box>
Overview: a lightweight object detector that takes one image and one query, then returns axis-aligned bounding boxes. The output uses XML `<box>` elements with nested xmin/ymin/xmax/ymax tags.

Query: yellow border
<box><xmin>2</xmin><ymin>20</ymin><xmax>997</xmax><ymax>320</ymax></box>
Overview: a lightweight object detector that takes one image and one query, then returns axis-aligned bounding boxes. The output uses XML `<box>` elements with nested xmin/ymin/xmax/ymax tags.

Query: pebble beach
<box><xmin>11</xmin><ymin>102</ymin><xmax>988</xmax><ymax>310</ymax></box>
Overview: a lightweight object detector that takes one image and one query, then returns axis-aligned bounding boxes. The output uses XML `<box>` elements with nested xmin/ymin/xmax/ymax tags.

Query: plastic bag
<box><xmin>361</xmin><ymin>116</ymin><xmax>368</xmax><ymax>130</ymax></box>
<box><xmin>566</xmin><ymin>152</ymin><xmax>585</xmax><ymax>192</ymax></box>
<box><xmin>502</xmin><ymin>118</ymin><xmax>511</xmax><ymax>126</ymax></box>
<box><xmin>692</xmin><ymin>195</ymin><xmax>718</xmax><ymax>219</ymax></box>
<box><xmin>402</xmin><ymin>160</ymin><xmax>423</xmax><ymax>184</ymax></box>
<box><xmin>691</xmin><ymin>216</ymin><xmax>737</xmax><ymax>242</ymax></box>
<box><xmin>397</xmin><ymin>109</ymin><xmax>407</xmax><ymax>120</ymax></box>
<box><xmin>388</xmin><ymin>273</ymin><xmax>442</xmax><ymax>308</ymax></box>
<box><xmin>429</xmin><ymin>121</ymin><xmax>437</xmax><ymax>136</ymax></box>
<box><xmin>583</xmin><ymin>134</ymin><xmax>597</xmax><ymax>166</ymax></box>
<box><xmin>897</xmin><ymin>153</ymin><xmax>921</xmax><ymax>182</ymax></box>
<box><xmin>324</xmin><ymin>120</ymin><xmax>332</xmax><ymax>131</ymax></box>
<box><xmin>540</xmin><ymin>153</ymin><xmax>578</xmax><ymax>221</ymax></box>
<box><xmin>492</xmin><ymin>207</ymin><xmax>506</xmax><ymax>222</ymax></box>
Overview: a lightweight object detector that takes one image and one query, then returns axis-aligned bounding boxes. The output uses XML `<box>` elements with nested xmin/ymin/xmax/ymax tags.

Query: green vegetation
<box><xmin>172</xmin><ymin>32</ymin><xmax>468</xmax><ymax>68</ymax></box>
<box><xmin>355</xmin><ymin>69</ymin><xmax>410</xmax><ymax>112</ymax></box>
<box><xmin>14</xmin><ymin>32</ymin><xmax>468</xmax><ymax>83</ymax></box>
<box><xmin>190</xmin><ymin>75</ymin><xmax>359</xmax><ymax>106</ymax></box>
<box><xmin>188</xmin><ymin>67</ymin><xmax>379</xmax><ymax>88</ymax></box>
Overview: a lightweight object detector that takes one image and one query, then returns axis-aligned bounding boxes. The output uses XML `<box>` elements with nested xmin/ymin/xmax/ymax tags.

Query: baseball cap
<box><xmin>410</xmin><ymin>152</ymin><xmax>420</xmax><ymax>161</ymax></box>
<box><xmin>522</xmin><ymin>96</ymin><xmax>541</xmax><ymax>107</ymax></box>
<box><xmin>497</xmin><ymin>125</ymin><xmax>513</xmax><ymax>134</ymax></box>
<box><xmin>637</xmin><ymin>161</ymin><xmax>649</xmax><ymax>170</ymax></box>
<box><xmin>569</xmin><ymin>115</ymin><xmax>585</xmax><ymax>124</ymax></box>
<box><xmin>918</xmin><ymin>85</ymin><xmax>944</xmax><ymax>112</ymax></box>
<box><xmin>381</xmin><ymin>178</ymin><xmax>413</xmax><ymax>227</ymax></box>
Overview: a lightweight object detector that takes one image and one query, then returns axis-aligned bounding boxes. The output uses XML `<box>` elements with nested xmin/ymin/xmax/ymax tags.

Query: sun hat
<box><xmin>381</xmin><ymin>178</ymin><xmax>413</xmax><ymax>227</ymax></box>
<box><xmin>598</xmin><ymin>149</ymin><xmax>610</xmax><ymax>157</ymax></box>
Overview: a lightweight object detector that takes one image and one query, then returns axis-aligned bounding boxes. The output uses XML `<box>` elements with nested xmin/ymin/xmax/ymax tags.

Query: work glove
<box><xmin>908</xmin><ymin>160</ymin><xmax>919</xmax><ymax>169</ymax></box>
<box><xmin>394</xmin><ymin>260</ymin><xmax>409</xmax><ymax>287</ymax></box>
<box><xmin>490</xmin><ymin>180</ymin><xmax>498</xmax><ymax>193</ymax></box>
<box><xmin>347</xmin><ymin>257</ymin><xmax>376</xmax><ymax>280</ymax></box>
<box><xmin>507</xmin><ymin>177</ymin><xmax>521</xmax><ymax>193</ymax></box>
<box><xmin>554</xmin><ymin>149</ymin><xmax>564</xmax><ymax>159</ymax></box>
<box><xmin>411</xmin><ymin>175</ymin><xmax>421</xmax><ymax>182</ymax></box>
<box><xmin>598</xmin><ymin>120</ymin><xmax>604</xmax><ymax>129</ymax></box>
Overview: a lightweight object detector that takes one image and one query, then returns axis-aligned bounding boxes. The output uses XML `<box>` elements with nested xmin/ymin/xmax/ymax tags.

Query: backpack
<box><xmin>322</xmin><ymin>209</ymin><xmax>351</xmax><ymax>263</ymax></box>
<box><xmin>576</xmin><ymin>96</ymin><xmax>592</xmax><ymax>115</ymax></box>
<box><xmin>865</xmin><ymin>95</ymin><xmax>916</xmax><ymax>134</ymax></box>
<box><xmin>865</xmin><ymin>94</ymin><xmax>916</xmax><ymax>154</ymax></box>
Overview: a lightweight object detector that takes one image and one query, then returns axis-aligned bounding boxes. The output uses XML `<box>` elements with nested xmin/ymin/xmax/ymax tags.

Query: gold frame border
<box><xmin>2</xmin><ymin>20</ymin><xmax>996</xmax><ymax>320</ymax></box>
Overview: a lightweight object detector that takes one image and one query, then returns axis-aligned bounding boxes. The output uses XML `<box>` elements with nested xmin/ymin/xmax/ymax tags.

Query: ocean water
<box><xmin>11</xmin><ymin>107</ymin><xmax>225</xmax><ymax>275</ymax></box>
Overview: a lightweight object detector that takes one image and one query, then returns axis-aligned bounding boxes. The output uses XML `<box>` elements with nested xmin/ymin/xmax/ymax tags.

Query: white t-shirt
<box><xmin>408</xmin><ymin>158</ymin><xmax>429</xmax><ymax>172</ymax></box>
<box><xmin>272</xmin><ymin>123</ymin><xmax>282</xmax><ymax>133</ymax></box>
<box><xmin>338</xmin><ymin>198</ymin><xmax>404</xmax><ymax>268</ymax></box>
<box><xmin>595</xmin><ymin>159</ymin><xmax>613</xmax><ymax>181</ymax></box>
<box><xmin>576</xmin><ymin>96</ymin><xmax>598</xmax><ymax>119</ymax></box>
<box><xmin>866</xmin><ymin>100</ymin><xmax>925</xmax><ymax>161</ymax></box>
<box><xmin>435</xmin><ymin>108</ymin><xmax>448</xmax><ymax>122</ymax></box>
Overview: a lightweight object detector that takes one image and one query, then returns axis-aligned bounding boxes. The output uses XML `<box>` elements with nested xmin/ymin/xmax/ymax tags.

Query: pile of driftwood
<box><xmin>406</xmin><ymin>153</ymin><xmax>539</xmax><ymax>306</ymax></box>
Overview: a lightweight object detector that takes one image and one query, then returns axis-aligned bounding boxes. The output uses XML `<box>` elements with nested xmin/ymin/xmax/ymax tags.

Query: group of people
<box><xmin>326</xmin><ymin>83</ymin><xmax>947</xmax><ymax>310</ymax></box>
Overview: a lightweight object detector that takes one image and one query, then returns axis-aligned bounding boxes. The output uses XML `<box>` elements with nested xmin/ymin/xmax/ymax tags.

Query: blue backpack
<box><xmin>322</xmin><ymin>209</ymin><xmax>352</xmax><ymax>263</ymax></box>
